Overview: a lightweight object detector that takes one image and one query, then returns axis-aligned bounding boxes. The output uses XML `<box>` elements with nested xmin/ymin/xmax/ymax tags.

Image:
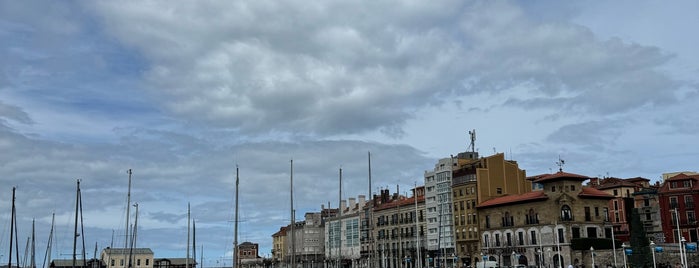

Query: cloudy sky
<box><xmin>1</xmin><ymin>0</ymin><xmax>697</xmax><ymax>266</ymax></box>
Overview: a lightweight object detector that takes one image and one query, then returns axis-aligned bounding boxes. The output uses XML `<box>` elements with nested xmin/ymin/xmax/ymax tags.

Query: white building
<box><xmin>325</xmin><ymin>196</ymin><xmax>365</xmax><ymax>268</ymax></box>
<box><xmin>424</xmin><ymin>157</ymin><xmax>457</xmax><ymax>257</ymax></box>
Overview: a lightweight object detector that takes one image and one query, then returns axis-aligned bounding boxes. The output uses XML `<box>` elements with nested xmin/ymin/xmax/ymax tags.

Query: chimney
<box><xmin>358</xmin><ymin>195</ymin><xmax>366</xmax><ymax>209</ymax></box>
<box><xmin>340</xmin><ymin>200</ymin><xmax>347</xmax><ymax>213</ymax></box>
<box><xmin>590</xmin><ymin>177</ymin><xmax>599</xmax><ymax>186</ymax></box>
<box><xmin>349</xmin><ymin>197</ymin><xmax>356</xmax><ymax>211</ymax></box>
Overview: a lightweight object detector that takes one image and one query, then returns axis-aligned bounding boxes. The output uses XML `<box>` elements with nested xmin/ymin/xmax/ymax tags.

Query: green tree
<box><xmin>629</xmin><ymin>208</ymin><xmax>653</xmax><ymax>268</ymax></box>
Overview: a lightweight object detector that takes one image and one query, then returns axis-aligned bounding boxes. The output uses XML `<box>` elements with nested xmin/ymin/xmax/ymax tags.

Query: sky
<box><xmin>1</xmin><ymin>0</ymin><xmax>698</xmax><ymax>266</ymax></box>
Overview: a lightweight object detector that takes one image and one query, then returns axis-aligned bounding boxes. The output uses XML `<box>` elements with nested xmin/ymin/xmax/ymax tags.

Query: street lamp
<box><xmin>649</xmin><ymin>241</ymin><xmax>656</xmax><ymax>268</ymax></box>
<box><xmin>680</xmin><ymin>237</ymin><xmax>687</xmax><ymax>268</ymax></box>
<box><xmin>547</xmin><ymin>248</ymin><xmax>551</xmax><ymax>268</ymax></box>
<box><xmin>511</xmin><ymin>251</ymin><xmax>516</xmax><ymax>268</ymax></box>
<box><xmin>621</xmin><ymin>243</ymin><xmax>628</xmax><ymax>268</ymax></box>
<box><xmin>590</xmin><ymin>247</ymin><xmax>595</xmax><ymax>268</ymax></box>
<box><xmin>536</xmin><ymin>248</ymin><xmax>542</xmax><ymax>268</ymax></box>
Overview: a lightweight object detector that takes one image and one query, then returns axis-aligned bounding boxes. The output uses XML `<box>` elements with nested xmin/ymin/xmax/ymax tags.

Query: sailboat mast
<box><xmin>73</xmin><ymin>180</ymin><xmax>80</xmax><ymax>268</ymax></box>
<box><xmin>9</xmin><ymin>187</ymin><xmax>16</xmax><ymax>268</ymax></box>
<box><xmin>368</xmin><ymin>152</ymin><xmax>374</xmax><ymax>268</ymax></box>
<box><xmin>124</xmin><ymin>169</ymin><xmax>132</xmax><ymax>265</ymax></box>
<box><xmin>415</xmin><ymin>182</ymin><xmax>422</xmax><ymax>268</ymax></box>
<box><xmin>32</xmin><ymin>219</ymin><xmax>36</xmax><ymax>268</ymax></box>
<box><xmin>233</xmin><ymin>166</ymin><xmax>239</xmax><ymax>268</ymax></box>
<box><xmin>187</xmin><ymin>203</ymin><xmax>190</xmax><ymax>268</ymax></box>
<box><xmin>43</xmin><ymin>213</ymin><xmax>55</xmax><ymax>268</ymax></box>
<box><xmin>193</xmin><ymin>220</ymin><xmax>196</xmax><ymax>268</ymax></box>
<box><xmin>290</xmin><ymin>160</ymin><xmax>295</xmax><ymax>268</ymax></box>
<box><xmin>338</xmin><ymin>168</ymin><xmax>342</xmax><ymax>268</ymax></box>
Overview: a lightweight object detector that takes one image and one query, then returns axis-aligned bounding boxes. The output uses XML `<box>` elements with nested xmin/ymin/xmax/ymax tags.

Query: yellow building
<box><xmin>100</xmin><ymin>248</ymin><xmax>154</xmax><ymax>268</ymax></box>
<box><xmin>452</xmin><ymin>153</ymin><xmax>530</xmax><ymax>267</ymax></box>
<box><xmin>272</xmin><ymin>226</ymin><xmax>288</xmax><ymax>263</ymax></box>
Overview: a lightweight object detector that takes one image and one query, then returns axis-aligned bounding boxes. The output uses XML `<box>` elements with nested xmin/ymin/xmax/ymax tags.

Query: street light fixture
<box><xmin>649</xmin><ymin>241</ymin><xmax>656</xmax><ymax>268</ymax></box>
<box><xmin>680</xmin><ymin>237</ymin><xmax>687</xmax><ymax>268</ymax></box>
<box><xmin>590</xmin><ymin>247</ymin><xmax>595</xmax><ymax>268</ymax></box>
<box><xmin>511</xmin><ymin>251</ymin><xmax>516</xmax><ymax>268</ymax></box>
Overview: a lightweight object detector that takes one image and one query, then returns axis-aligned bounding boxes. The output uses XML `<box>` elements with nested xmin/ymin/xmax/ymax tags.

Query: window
<box><xmin>595</xmin><ymin>207</ymin><xmax>599</xmax><ymax>217</ymax></box>
<box><xmin>495</xmin><ymin>233</ymin><xmax>501</xmax><ymax>247</ymax></box>
<box><xmin>644</xmin><ymin>198</ymin><xmax>650</xmax><ymax>207</ymax></box>
<box><xmin>496</xmin><ymin>188</ymin><xmax>502</xmax><ymax>194</ymax></box>
<box><xmin>121</xmin><ymin>260</ymin><xmax>124</xmax><ymax>266</ymax></box>
<box><xmin>686</xmin><ymin>196</ymin><xmax>694</xmax><ymax>209</ymax></box>
<box><xmin>484</xmin><ymin>234</ymin><xmax>490</xmax><ymax>247</ymax></box>
<box><xmin>571</xmin><ymin>185</ymin><xmax>575</xmax><ymax>191</ymax></box>
<box><xmin>670</xmin><ymin>197</ymin><xmax>679</xmax><ymax>209</ymax></box>
<box><xmin>506</xmin><ymin>233</ymin><xmax>512</xmax><ymax>246</ymax></box>
<box><xmin>531</xmin><ymin>230</ymin><xmax>537</xmax><ymax>245</ymax></box>
<box><xmin>561</xmin><ymin>205</ymin><xmax>572</xmax><ymax>221</ymax></box>
<box><xmin>145</xmin><ymin>259</ymin><xmax>149</xmax><ymax>266</ymax></box>
<box><xmin>614</xmin><ymin>200</ymin><xmax>619</xmax><ymax>210</ymax></box>
<box><xmin>137</xmin><ymin>259</ymin><xmax>141</xmax><ymax>266</ymax></box>
<box><xmin>684</xmin><ymin>180</ymin><xmax>691</xmax><ymax>188</ymax></box>
<box><xmin>584</xmin><ymin>207</ymin><xmax>591</xmax><ymax>221</ymax></box>
<box><xmin>613</xmin><ymin>189</ymin><xmax>618</xmax><ymax>196</ymax></box>
<box><xmin>485</xmin><ymin>215</ymin><xmax>491</xmax><ymax>228</ymax></box>
<box><xmin>572</xmin><ymin>227</ymin><xmax>580</xmax><ymax>238</ymax></box>
<box><xmin>111</xmin><ymin>260</ymin><xmax>115</xmax><ymax>266</ymax></box>
<box><xmin>557</xmin><ymin>228</ymin><xmax>564</xmax><ymax>243</ymax></box>
<box><xmin>587</xmin><ymin>227</ymin><xmax>598</xmax><ymax>238</ymax></box>
<box><xmin>518</xmin><ymin>232</ymin><xmax>524</xmax><ymax>245</ymax></box>
<box><xmin>552</xmin><ymin>186</ymin><xmax>556</xmax><ymax>192</ymax></box>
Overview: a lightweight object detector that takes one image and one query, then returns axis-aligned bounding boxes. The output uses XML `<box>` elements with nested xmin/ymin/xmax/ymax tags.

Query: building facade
<box><xmin>100</xmin><ymin>248</ymin><xmax>154</xmax><ymax>268</ymax></box>
<box><xmin>451</xmin><ymin>152</ymin><xmax>531</xmax><ymax>268</ymax></box>
<box><xmin>373</xmin><ymin>187</ymin><xmax>426</xmax><ymax>268</ymax></box>
<box><xmin>478</xmin><ymin>172</ymin><xmax>614</xmax><ymax>268</ymax></box>
<box><xmin>325</xmin><ymin>196</ymin><xmax>366</xmax><ymax>268</ymax></box>
<box><xmin>658</xmin><ymin>173</ymin><xmax>699</xmax><ymax>243</ymax></box>
<box><xmin>272</xmin><ymin>227</ymin><xmax>288</xmax><ymax>263</ymax></box>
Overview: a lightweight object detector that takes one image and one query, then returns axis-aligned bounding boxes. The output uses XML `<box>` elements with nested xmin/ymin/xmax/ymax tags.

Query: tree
<box><xmin>629</xmin><ymin>208</ymin><xmax>653</xmax><ymax>268</ymax></box>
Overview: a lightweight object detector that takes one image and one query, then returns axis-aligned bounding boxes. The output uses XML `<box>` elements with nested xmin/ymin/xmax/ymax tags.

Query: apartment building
<box><xmin>325</xmin><ymin>196</ymin><xmax>366</xmax><ymax>268</ymax></box>
<box><xmin>658</xmin><ymin>173</ymin><xmax>699</xmax><ymax>243</ymax></box>
<box><xmin>373</xmin><ymin>187</ymin><xmax>426</xmax><ymax>268</ymax></box>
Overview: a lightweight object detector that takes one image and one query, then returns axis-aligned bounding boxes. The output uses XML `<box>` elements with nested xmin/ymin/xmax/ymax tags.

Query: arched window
<box><xmin>561</xmin><ymin>205</ymin><xmax>572</xmax><ymax>221</ymax></box>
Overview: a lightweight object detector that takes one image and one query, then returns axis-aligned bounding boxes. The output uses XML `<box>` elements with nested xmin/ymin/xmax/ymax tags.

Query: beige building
<box><xmin>100</xmin><ymin>248</ymin><xmax>154</xmax><ymax>268</ymax></box>
<box><xmin>477</xmin><ymin>171</ymin><xmax>614</xmax><ymax>268</ymax></box>
<box><xmin>451</xmin><ymin>152</ymin><xmax>531</xmax><ymax>267</ymax></box>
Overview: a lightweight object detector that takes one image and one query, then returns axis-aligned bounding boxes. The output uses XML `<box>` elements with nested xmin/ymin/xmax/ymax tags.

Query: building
<box><xmin>50</xmin><ymin>259</ymin><xmax>104</xmax><ymax>268</ymax></box>
<box><xmin>153</xmin><ymin>258</ymin><xmax>196</xmax><ymax>268</ymax></box>
<box><xmin>373</xmin><ymin>187</ymin><xmax>426</xmax><ymax>268</ymax></box>
<box><xmin>478</xmin><ymin>171</ymin><xmax>614</xmax><ymax>268</ymax></box>
<box><xmin>424</xmin><ymin>156</ymin><xmax>461</xmax><ymax>265</ymax></box>
<box><xmin>272</xmin><ymin>226</ymin><xmax>288</xmax><ymax>263</ymax></box>
<box><xmin>325</xmin><ymin>195</ymin><xmax>366</xmax><ymax>268</ymax></box>
<box><xmin>631</xmin><ymin>179</ymin><xmax>663</xmax><ymax>242</ymax></box>
<box><xmin>451</xmin><ymin>152</ymin><xmax>531</xmax><ymax>268</ymax></box>
<box><xmin>658</xmin><ymin>173</ymin><xmax>699</xmax><ymax>243</ymax></box>
<box><xmin>589</xmin><ymin>177</ymin><xmax>646</xmax><ymax>242</ymax></box>
<box><xmin>287</xmin><ymin>212</ymin><xmax>326</xmax><ymax>268</ymax></box>
<box><xmin>100</xmin><ymin>248</ymin><xmax>154</xmax><ymax>268</ymax></box>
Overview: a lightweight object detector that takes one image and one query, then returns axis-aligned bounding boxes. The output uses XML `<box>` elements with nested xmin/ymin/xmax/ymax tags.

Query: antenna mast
<box><xmin>556</xmin><ymin>156</ymin><xmax>565</xmax><ymax>172</ymax></box>
<box><xmin>468</xmin><ymin>129</ymin><xmax>476</xmax><ymax>153</ymax></box>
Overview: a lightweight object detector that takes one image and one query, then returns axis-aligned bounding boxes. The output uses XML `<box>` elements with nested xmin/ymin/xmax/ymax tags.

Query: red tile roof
<box><xmin>476</xmin><ymin>191</ymin><xmax>548</xmax><ymax>208</ymax></box>
<box><xmin>666</xmin><ymin>173</ymin><xmax>699</xmax><ymax>181</ymax></box>
<box><xmin>374</xmin><ymin>196</ymin><xmax>425</xmax><ymax>211</ymax></box>
<box><xmin>578</xmin><ymin>187</ymin><xmax>615</xmax><ymax>199</ymax></box>
<box><xmin>533</xmin><ymin>171</ymin><xmax>590</xmax><ymax>183</ymax></box>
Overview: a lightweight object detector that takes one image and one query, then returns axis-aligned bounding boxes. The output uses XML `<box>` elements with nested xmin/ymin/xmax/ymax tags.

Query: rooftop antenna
<box><xmin>468</xmin><ymin>129</ymin><xmax>476</xmax><ymax>153</ymax></box>
<box><xmin>556</xmin><ymin>155</ymin><xmax>565</xmax><ymax>172</ymax></box>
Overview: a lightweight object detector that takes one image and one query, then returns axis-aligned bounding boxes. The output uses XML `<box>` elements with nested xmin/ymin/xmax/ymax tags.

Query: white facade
<box><xmin>424</xmin><ymin>157</ymin><xmax>456</xmax><ymax>252</ymax></box>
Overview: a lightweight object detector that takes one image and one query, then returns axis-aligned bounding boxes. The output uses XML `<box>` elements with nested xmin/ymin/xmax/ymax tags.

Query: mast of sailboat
<box><xmin>233</xmin><ymin>166</ymin><xmax>239</xmax><ymax>268</ymax></box>
<box><xmin>9</xmin><ymin>187</ymin><xmax>16</xmax><ymax>268</ymax></box>
<box><xmin>193</xmin><ymin>220</ymin><xmax>196</xmax><ymax>268</ymax></box>
<box><xmin>32</xmin><ymin>219</ymin><xmax>36</xmax><ymax>268</ymax></box>
<box><xmin>290</xmin><ymin>160</ymin><xmax>295</xmax><ymax>268</ymax></box>
<box><xmin>124</xmin><ymin>169</ymin><xmax>133</xmax><ymax>266</ymax></box>
<box><xmin>338</xmin><ymin>167</ymin><xmax>342</xmax><ymax>268</ymax></box>
<box><xmin>415</xmin><ymin>182</ymin><xmax>422</xmax><ymax>268</ymax></box>
<box><xmin>187</xmin><ymin>203</ymin><xmax>190</xmax><ymax>268</ymax></box>
<box><xmin>43</xmin><ymin>213</ymin><xmax>55</xmax><ymax>268</ymax></box>
<box><xmin>368</xmin><ymin>152</ymin><xmax>374</xmax><ymax>268</ymax></box>
<box><xmin>129</xmin><ymin>203</ymin><xmax>139</xmax><ymax>268</ymax></box>
<box><xmin>73</xmin><ymin>180</ymin><xmax>81</xmax><ymax>268</ymax></box>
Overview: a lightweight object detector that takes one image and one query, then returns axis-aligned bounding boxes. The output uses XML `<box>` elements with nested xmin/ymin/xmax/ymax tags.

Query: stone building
<box><xmin>373</xmin><ymin>187</ymin><xmax>426</xmax><ymax>268</ymax></box>
<box><xmin>477</xmin><ymin>171</ymin><xmax>614</xmax><ymax>268</ymax></box>
<box><xmin>272</xmin><ymin>226</ymin><xmax>288</xmax><ymax>264</ymax></box>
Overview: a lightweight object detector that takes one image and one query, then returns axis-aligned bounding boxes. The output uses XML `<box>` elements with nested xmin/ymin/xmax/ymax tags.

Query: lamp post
<box><xmin>547</xmin><ymin>248</ymin><xmax>551</xmax><ymax>268</ymax></box>
<box><xmin>621</xmin><ymin>243</ymin><xmax>628</xmax><ymax>268</ymax></box>
<box><xmin>649</xmin><ymin>241</ymin><xmax>656</xmax><ymax>268</ymax></box>
<box><xmin>536</xmin><ymin>249</ymin><xmax>542</xmax><ymax>268</ymax></box>
<box><xmin>511</xmin><ymin>251</ymin><xmax>516</xmax><ymax>268</ymax></box>
<box><xmin>680</xmin><ymin>237</ymin><xmax>687</xmax><ymax>268</ymax></box>
<box><xmin>590</xmin><ymin>247</ymin><xmax>595</xmax><ymax>268</ymax></box>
